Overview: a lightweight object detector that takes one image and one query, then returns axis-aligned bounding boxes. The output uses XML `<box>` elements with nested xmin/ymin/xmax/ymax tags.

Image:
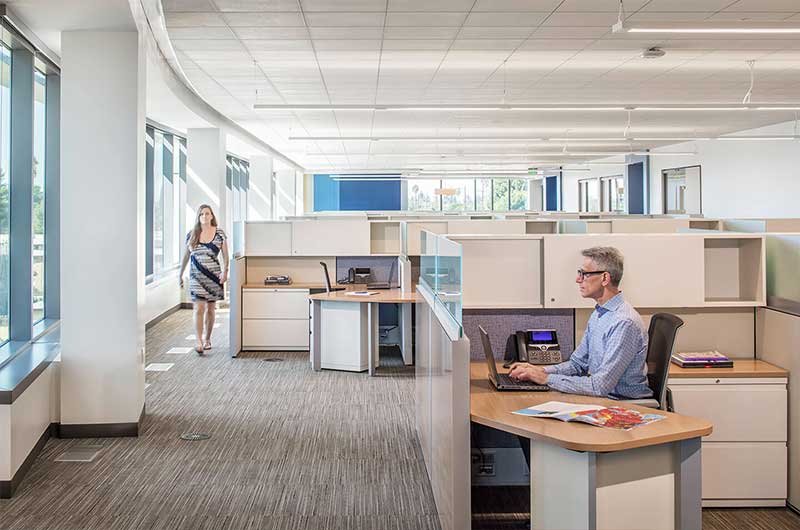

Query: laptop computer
<box><xmin>479</xmin><ymin>326</ymin><xmax>549</xmax><ymax>392</ymax></box>
<box><xmin>367</xmin><ymin>258</ymin><xmax>396</xmax><ymax>290</ymax></box>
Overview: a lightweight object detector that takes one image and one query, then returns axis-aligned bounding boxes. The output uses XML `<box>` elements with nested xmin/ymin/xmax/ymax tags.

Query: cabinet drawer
<box><xmin>669</xmin><ymin>383</ymin><xmax>786</xmax><ymax>442</ymax></box>
<box><xmin>243</xmin><ymin>319</ymin><xmax>309</xmax><ymax>349</ymax></box>
<box><xmin>702</xmin><ymin>442</ymin><xmax>786</xmax><ymax>500</ymax></box>
<box><xmin>242</xmin><ymin>290</ymin><xmax>309</xmax><ymax>319</ymax></box>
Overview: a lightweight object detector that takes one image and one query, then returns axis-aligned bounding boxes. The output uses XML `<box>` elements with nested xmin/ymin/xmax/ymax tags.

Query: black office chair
<box><xmin>320</xmin><ymin>262</ymin><xmax>332</xmax><ymax>293</ymax></box>
<box><xmin>624</xmin><ymin>313</ymin><xmax>684</xmax><ymax>410</ymax></box>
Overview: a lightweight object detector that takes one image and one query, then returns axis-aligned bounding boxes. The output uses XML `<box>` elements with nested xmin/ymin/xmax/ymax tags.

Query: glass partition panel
<box><xmin>419</xmin><ymin>230</ymin><xmax>438</xmax><ymax>293</ymax></box>
<box><xmin>436</xmin><ymin>235</ymin><xmax>462</xmax><ymax>327</ymax></box>
<box><xmin>766</xmin><ymin>234</ymin><xmax>800</xmax><ymax>314</ymax></box>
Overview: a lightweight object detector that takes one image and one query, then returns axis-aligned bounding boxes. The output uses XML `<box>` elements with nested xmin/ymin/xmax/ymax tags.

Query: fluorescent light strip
<box><xmin>628</xmin><ymin>28</ymin><xmax>800</xmax><ymax>34</ymax></box>
<box><xmin>258</xmin><ymin>103</ymin><xmax>800</xmax><ymax>112</ymax></box>
<box><xmin>617</xmin><ymin>21</ymin><xmax>800</xmax><ymax>34</ymax></box>
<box><xmin>303</xmin><ymin>152</ymin><xmax>696</xmax><ymax>157</ymax></box>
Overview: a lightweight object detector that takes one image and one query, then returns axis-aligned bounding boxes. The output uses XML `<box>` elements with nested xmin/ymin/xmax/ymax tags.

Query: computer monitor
<box><xmin>320</xmin><ymin>262</ymin><xmax>332</xmax><ymax>293</ymax></box>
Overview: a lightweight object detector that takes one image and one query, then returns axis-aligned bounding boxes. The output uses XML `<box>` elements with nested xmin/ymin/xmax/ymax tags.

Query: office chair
<box><xmin>319</xmin><ymin>262</ymin><xmax>332</xmax><ymax>293</ymax></box>
<box><xmin>624</xmin><ymin>313</ymin><xmax>684</xmax><ymax>410</ymax></box>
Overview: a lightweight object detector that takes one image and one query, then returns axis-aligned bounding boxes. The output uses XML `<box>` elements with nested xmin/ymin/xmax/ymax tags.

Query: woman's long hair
<box><xmin>189</xmin><ymin>204</ymin><xmax>218</xmax><ymax>248</ymax></box>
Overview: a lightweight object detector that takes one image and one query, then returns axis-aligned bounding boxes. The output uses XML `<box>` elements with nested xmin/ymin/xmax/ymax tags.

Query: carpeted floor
<box><xmin>0</xmin><ymin>309</ymin><xmax>440</xmax><ymax>530</ymax></box>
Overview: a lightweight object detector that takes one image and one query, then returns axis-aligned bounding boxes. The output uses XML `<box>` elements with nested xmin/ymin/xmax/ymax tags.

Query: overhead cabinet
<box><xmin>291</xmin><ymin>218</ymin><xmax>371</xmax><ymax>256</ymax></box>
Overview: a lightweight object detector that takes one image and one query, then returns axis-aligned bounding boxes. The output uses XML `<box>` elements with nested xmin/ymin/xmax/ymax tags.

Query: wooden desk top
<box><xmin>470</xmin><ymin>362</ymin><xmax>712</xmax><ymax>453</ymax></box>
<box><xmin>668</xmin><ymin>359</ymin><xmax>787</xmax><ymax>379</ymax></box>
<box><xmin>309</xmin><ymin>288</ymin><xmax>419</xmax><ymax>304</ymax></box>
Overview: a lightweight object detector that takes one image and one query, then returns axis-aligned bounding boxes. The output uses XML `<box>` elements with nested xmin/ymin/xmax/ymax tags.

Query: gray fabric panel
<box><xmin>463</xmin><ymin>309</ymin><xmax>574</xmax><ymax>361</ymax></box>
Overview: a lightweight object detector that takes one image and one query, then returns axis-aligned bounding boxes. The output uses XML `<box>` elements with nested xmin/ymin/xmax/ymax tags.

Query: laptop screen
<box><xmin>478</xmin><ymin>326</ymin><xmax>499</xmax><ymax>380</ymax></box>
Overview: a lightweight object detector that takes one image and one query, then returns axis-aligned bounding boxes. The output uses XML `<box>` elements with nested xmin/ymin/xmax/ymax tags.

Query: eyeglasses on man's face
<box><xmin>576</xmin><ymin>269</ymin><xmax>607</xmax><ymax>282</ymax></box>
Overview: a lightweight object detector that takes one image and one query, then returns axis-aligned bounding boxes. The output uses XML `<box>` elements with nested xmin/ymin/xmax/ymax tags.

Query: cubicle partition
<box><xmin>415</xmin><ymin>233</ymin><xmax>471</xmax><ymax>530</ymax></box>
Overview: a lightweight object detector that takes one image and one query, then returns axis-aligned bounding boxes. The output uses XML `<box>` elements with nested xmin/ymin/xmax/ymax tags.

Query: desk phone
<box><xmin>516</xmin><ymin>329</ymin><xmax>562</xmax><ymax>365</ymax></box>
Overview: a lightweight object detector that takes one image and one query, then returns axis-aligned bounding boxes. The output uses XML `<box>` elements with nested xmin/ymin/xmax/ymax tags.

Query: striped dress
<box><xmin>187</xmin><ymin>228</ymin><xmax>226</xmax><ymax>302</ymax></box>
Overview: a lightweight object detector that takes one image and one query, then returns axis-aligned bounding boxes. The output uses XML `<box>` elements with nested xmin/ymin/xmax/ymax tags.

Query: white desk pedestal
<box><xmin>316</xmin><ymin>300</ymin><xmax>370</xmax><ymax>372</ymax></box>
<box><xmin>531</xmin><ymin>437</ymin><xmax>701</xmax><ymax>530</ymax></box>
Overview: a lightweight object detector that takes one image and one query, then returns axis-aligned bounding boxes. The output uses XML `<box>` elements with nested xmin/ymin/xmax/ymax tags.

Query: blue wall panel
<box><xmin>628</xmin><ymin>162</ymin><xmax>645</xmax><ymax>214</ymax></box>
<box><xmin>339</xmin><ymin>179</ymin><xmax>401</xmax><ymax>211</ymax></box>
<box><xmin>545</xmin><ymin>175</ymin><xmax>559</xmax><ymax>211</ymax></box>
<box><xmin>313</xmin><ymin>174</ymin><xmax>340</xmax><ymax>211</ymax></box>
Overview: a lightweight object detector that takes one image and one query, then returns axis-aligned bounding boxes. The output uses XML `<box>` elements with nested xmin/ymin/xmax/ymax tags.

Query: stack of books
<box><xmin>671</xmin><ymin>350</ymin><xmax>733</xmax><ymax>368</ymax></box>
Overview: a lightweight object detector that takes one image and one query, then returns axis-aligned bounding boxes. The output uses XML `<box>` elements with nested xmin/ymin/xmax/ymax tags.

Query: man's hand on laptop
<box><xmin>508</xmin><ymin>363</ymin><xmax>548</xmax><ymax>385</ymax></box>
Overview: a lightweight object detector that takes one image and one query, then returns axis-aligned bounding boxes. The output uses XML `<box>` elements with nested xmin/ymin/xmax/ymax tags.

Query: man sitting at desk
<box><xmin>509</xmin><ymin>246</ymin><xmax>652</xmax><ymax>399</ymax></box>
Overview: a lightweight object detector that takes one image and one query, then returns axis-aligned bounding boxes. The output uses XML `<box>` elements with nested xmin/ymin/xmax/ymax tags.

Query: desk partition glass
<box><xmin>766</xmin><ymin>234</ymin><xmax>800</xmax><ymax>315</ymax></box>
<box><xmin>419</xmin><ymin>230</ymin><xmax>462</xmax><ymax>335</ymax></box>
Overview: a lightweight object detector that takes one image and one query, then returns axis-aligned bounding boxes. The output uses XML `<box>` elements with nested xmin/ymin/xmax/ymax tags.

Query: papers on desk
<box><xmin>345</xmin><ymin>291</ymin><xmax>379</xmax><ymax>296</ymax></box>
<box><xmin>513</xmin><ymin>401</ymin><xmax>666</xmax><ymax>430</ymax></box>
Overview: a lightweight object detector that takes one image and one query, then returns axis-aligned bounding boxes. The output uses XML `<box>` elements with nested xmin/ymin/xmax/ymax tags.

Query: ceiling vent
<box><xmin>641</xmin><ymin>47</ymin><xmax>666</xmax><ymax>59</ymax></box>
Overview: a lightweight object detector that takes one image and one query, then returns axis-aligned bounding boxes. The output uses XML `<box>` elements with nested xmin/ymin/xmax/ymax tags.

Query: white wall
<box><xmin>248</xmin><ymin>156</ymin><xmax>273</xmax><ymax>220</ymax></box>
<box><xmin>650</xmin><ymin>121</ymin><xmax>800</xmax><ymax>218</ymax></box>
<box><xmin>142</xmin><ymin>278</ymin><xmax>182</xmax><ymax>325</ymax></box>
<box><xmin>275</xmin><ymin>161</ymin><xmax>296</xmax><ymax>218</ymax></box>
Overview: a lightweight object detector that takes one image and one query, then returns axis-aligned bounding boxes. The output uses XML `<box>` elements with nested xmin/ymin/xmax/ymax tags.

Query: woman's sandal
<box><xmin>203</xmin><ymin>339</ymin><xmax>212</xmax><ymax>350</ymax></box>
<box><xmin>195</xmin><ymin>342</ymin><xmax>204</xmax><ymax>354</ymax></box>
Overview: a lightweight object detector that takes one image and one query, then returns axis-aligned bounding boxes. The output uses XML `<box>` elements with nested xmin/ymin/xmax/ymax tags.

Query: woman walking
<box><xmin>179</xmin><ymin>204</ymin><xmax>229</xmax><ymax>354</ymax></box>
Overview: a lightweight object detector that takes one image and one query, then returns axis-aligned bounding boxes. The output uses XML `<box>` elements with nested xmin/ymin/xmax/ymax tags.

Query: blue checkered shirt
<box><xmin>544</xmin><ymin>293</ymin><xmax>652</xmax><ymax>399</ymax></box>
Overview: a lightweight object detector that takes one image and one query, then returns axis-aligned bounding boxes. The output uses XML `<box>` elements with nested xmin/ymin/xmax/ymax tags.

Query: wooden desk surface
<box><xmin>668</xmin><ymin>359</ymin><xmax>787</xmax><ymax>379</ymax></box>
<box><xmin>309</xmin><ymin>288</ymin><xmax>419</xmax><ymax>304</ymax></box>
<box><xmin>470</xmin><ymin>362</ymin><xmax>712</xmax><ymax>453</ymax></box>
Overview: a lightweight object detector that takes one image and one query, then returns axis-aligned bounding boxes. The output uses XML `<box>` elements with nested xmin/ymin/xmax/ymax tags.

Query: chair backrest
<box><xmin>646</xmin><ymin>313</ymin><xmax>684</xmax><ymax>410</ymax></box>
<box><xmin>320</xmin><ymin>262</ymin><xmax>332</xmax><ymax>293</ymax></box>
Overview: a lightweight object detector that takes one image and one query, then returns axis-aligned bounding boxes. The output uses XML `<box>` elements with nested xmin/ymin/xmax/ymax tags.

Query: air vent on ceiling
<box><xmin>641</xmin><ymin>47</ymin><xmax>666</xmax><ymax>59</ymax></box>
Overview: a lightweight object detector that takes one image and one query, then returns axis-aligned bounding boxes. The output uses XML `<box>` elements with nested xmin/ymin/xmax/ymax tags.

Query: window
<box><xmin>475</xmin><ymin>179</ymin><xmax>492</xmax><ymax>210</ymax></box>
<box><xmin>0</xmin><ymin>44</ymin><xmax>9</xmax><ymax>343</ymax></box>
<box><xmin>146</xmin><ymin>125</ymin><xmax>185</xmax><ymax>280</ymax></box>
<box><xmin>408</xmin><ymin>180</ymin><xmax>441</xmax><ymax>211</ymax></box>
<box><xmin>226</xmin><ymin>154</ymin><xmax>250</xmax><ymax>225</ymax></box>
<box><xmin>32</xmin><ymin>69</ymin><xmax>45</xmax><ymax>323</ymax></box>
<box><xmin>510</xmin><ymin>179</ymin><xmax>528</xmax><ymax>210</ymax></box>
<box><xmin>492</xmin><ymin>179</ymin><xmax>509</xmax><ymax>211</ymax></box>
<box><xmin>441</xmin><ymin>179</ymin><xmax>474</xmax><ymax>211</ymax></box>
<box><xmin>601</xmin><ymin>175</ymin><xmax>625</xmax><ymax>213</ymax></box>
<box><xmin>578</xmin><ymin>178</ymin><xmax>600</xmax><ymax>213</ymax></box>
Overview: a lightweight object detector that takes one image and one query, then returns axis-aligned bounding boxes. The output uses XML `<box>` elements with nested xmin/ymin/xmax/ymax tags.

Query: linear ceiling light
<box><xmin>257</xmin><ymin>103</ymin><xmax>800</xmax><ymax>112</ymax></box>
<box><xmin>613</xmin><ymin>21</ymin><xmax>800</xmax><ymax>34</ymax></box>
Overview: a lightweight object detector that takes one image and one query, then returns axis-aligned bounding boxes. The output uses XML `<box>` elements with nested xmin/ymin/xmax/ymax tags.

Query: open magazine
<box><xmin>512</xmin><ymin>401</ymin><xmax>666</xmax><ymax>431</ymax></box>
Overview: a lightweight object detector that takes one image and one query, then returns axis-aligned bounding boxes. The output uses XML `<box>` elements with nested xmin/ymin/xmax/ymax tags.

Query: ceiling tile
<box><xmin>641</xmin><ymin>0</ymin><xmax>736</xmax><ymax>12</ymax></box>
<box><xmin>167</xmin><ymin>27</ymin><xmax>237</xmax><ymax>39</ymax></box>
<box><xmin>464</xmin><ymin>12</ymin><xmax>549</xmax><ymax>26</ymax></box>
<box><xmin>172</xmin><ymin>39</ymin><xmax>246</xmax><ymax>51</ymax></box>
<box><xmin>164</xmin><ymin>12</ymin><xmax>227</xmax><ymax>27</ymax></box>
<box><xmin>301</xmin><ymin>0</ymin><xmax>386</xmax><ymax>10</ymax></box>
<box><xmin>557</xmin><ymin>0</ymin><xmax>648</xmax><ymax>11</ymax></box>
<box><xmin>233</xmin><ymin>27</ymin><xmax>310</xmax><ymax>39</ymax></box>
<box><xmin>386</xmin><ymin>12</ymin><xmax>468</xmax><ymax>26</ymax></box>
<box><xmin>383</xmin><ymin>26</ymin><xmax>461</xmax><ymax>38</ymax></box>
<box><xmin>473</xmin><ymin>0</ymin><xmax>562</xmax><ymax>11</ymax></box>
<box><xmin>626</xmin><ymin>12</ymin><xmax>718</xmax><ymax>22</ymax></box>
<box><xmin>518</xmin><ymin>38</ymin><xmax>594</xmax><ymax>49</ymax></box>
<box><xmin>458</xmin><ymin>26</ymin><xmax>533</xmax><ymax>39</ymax></box>
<box><xmin>389</xmin><ymin>0</ymin><xmax>475</xmax><ymax>10</ymax></box>
<box><xmin>309</xmin><ymin>27</ymin><xmax>385</xmax><ymax>39</ymax></box>
<box><xmin>707</xmin><ymin>11</ymin><xmax>794</xmax><ymax>20</ymax></box>
<box><xmin>242</xmin><ymin>39</ymin><xmax>313</xmax><ymax>51</ymax></box>
<box><xmin>382</xmin><ymin>39</ymin><xmax>453</xmax><ymax>50</ymax></box>
<box><xmin>223</xmin><ymin>12</ymin><xmax>306</xmax><ymax>26</ymax></box>
<box><xmin>452</xmin><ymin>39</ymin><xmax>524</xmax><ymax>50</ymax></box>
<box><xmin>543</xmin><ymin>12</ymin><xmax>622</xmax><ymax>26</ymax></box>
<box><xmin>162</xmin><ymin>0</ymin><xmax>216</xmax><ymax>11</ymax></box>
<box><xmin>214</xmin><ymin>0</ymin><xmax>301</xmax><ymax>10</ymax></box>
<box><xmin>313</xmin><ymin>39</ymin><xmax>383</xmax><ymax>50</ymax></box>
<box><xmin>530</xmin><ymin>26</ymin><xmax>610</xmax><ymax>38</ymax></box>
<box><xmin>305</xmin><ymin>12</ymin><xmax>386</xmax><ymax>26</ymax></box>
<box><xmin>724</xmin><ymin>0</ymin><xmax>800</xmax><ymax>11</ymax></box>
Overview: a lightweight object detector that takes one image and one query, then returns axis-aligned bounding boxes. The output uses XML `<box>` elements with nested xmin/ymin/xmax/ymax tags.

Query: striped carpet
<box><xmin>0</xmin><ymin>310</ymin><xmax>440</xmax><ymax>530</ymax></box>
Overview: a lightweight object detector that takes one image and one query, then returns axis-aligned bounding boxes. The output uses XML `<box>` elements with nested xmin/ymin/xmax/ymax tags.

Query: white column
<box><xmin>60</xmin><ymin>30</ymin><xmax>146</xmax><ymax>428</ymax></box>
<box><xmin>186</xmin><ymin>128</ymin><xmax>227</xmax><ymax>231</ymax></box>
<box><xmin>275</xmin><ymin>162</ymin><xmax>296</xmax><ymax>219</ymax></box>
<box><xmin>248</xmin><ymin>156</ymin><xmax>273</xmax><ymax>220</ymax></box>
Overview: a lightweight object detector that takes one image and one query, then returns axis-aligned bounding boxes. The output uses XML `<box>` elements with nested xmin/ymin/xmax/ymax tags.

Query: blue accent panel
<box><xmin>628</xmin><ymin>162</ymin><xmax>645</xmax><ymax>214</ymax></box>
<box><xmin>545</xmin><ymin>175</ymin><xmax>559</xmax><ymax>211</ymax></box>
<box><xmin>313</xmin><ymin>174</ymin><xmax>340</xmax><ymax>211</ymax></box>
<box><xmin>339</xmin><ymin>179</ymin><xmax>401</xmax><ymax>211</ymax></box>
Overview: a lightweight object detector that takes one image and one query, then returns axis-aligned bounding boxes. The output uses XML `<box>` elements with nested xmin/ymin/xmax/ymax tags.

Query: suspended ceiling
<box><xmin>163</xmin><ymin>0</ymin><xmax>800</xmax><ymax>171</ymax></box>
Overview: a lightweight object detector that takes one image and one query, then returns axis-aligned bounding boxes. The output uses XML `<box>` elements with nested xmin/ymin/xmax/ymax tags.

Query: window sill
<box><xmin>145</xmin><ymin>265</ymin><xmax>181</xmax><ymax>287</ymax></box>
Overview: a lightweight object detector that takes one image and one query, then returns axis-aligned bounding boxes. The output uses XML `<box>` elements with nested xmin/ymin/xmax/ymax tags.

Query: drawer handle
<box><xmin>715</xmin><ymin>379</ymin><xmax>720</xmax><ymax>384</ymax></box>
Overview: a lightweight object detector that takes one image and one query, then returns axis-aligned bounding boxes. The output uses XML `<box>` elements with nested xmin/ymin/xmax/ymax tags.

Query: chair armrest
<box><xmin>622</xmin><ymin>398</ymin><xmax>660</xmax><ymax>409</ymax></box>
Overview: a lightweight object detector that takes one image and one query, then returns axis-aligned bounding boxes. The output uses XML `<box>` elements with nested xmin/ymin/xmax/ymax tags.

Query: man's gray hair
<box><xmin>582</xmin><ymin>246</ymin><xmax>624</xmax><ymax>286</ymax></box>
